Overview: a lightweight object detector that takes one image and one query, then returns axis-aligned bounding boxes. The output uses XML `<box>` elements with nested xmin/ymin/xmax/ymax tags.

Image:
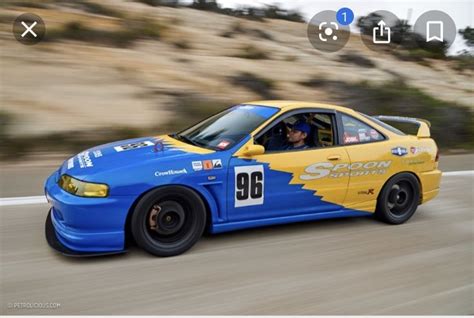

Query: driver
<box><xmin>284</xmin><ymin>120</ymin><xmax>311</xmax><ymax>150</ymax></box>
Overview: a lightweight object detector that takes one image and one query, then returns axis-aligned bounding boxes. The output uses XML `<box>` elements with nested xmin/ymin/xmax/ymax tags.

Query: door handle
<box><xmin>327</xmin><ymin>155</ymin><xmax>341</xmax><ymax>161</ymax></box>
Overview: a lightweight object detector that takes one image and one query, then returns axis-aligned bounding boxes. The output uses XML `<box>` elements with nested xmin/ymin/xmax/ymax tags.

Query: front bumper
<box><xmin>45</xmin><ymin>209</ymin><xmax>127</xmax><ymax>257</ymax></box>
<box><xmin>44</xmin><ymin>170</ymin><xmax>134</xmax><ymax>256</ymax></box>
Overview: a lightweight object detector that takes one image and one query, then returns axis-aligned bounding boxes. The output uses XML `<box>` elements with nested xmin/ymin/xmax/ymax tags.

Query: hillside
<box><xmin>0</xmin><ymin>0</ymin><xmax>472</xmax><ymax>155</ymax></box>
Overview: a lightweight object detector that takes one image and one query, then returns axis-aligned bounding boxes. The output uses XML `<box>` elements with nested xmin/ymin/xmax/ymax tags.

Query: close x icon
<box><xmin>13</xmin><ymin>13</ymin><xmax>46</xmax><ymax>45</ymax></box>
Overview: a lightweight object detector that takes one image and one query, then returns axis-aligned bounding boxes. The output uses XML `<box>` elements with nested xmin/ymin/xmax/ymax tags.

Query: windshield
<box><xmin>174</xmin><ymin>104</ymin><xmax>279</xmax><ymax>150</ymax></box>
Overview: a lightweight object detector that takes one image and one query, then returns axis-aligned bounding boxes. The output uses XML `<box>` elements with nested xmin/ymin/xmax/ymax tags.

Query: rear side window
<box><xmin>341</xmin><ymin>114</ymin><xmax>384</xmax><ymax>144</ymax></box>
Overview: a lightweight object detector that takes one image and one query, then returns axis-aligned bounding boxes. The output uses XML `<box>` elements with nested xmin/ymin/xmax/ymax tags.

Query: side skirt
<box><xmin>209</xmin><ymin>209</ymin><xmax>372</xmax><ymax>234</ymax></box>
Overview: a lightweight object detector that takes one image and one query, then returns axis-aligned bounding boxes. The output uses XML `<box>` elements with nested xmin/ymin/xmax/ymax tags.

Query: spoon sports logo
<box><xmin>300</xmin><ymin>160</ymin><xmax>392</xmax><ymax>180</ymax></box>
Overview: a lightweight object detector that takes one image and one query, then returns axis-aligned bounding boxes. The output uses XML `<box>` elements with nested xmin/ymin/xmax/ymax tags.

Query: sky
<box><xmin>196</xmin><ymin>0</ymin><xmax>473</xmax><ymax>54</ymax></box>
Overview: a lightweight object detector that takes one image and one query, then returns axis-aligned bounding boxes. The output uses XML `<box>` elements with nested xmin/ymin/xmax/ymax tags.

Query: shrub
<box><xmin>233</xmin><ymin>45</ymin><xmax>270</xmax><ymax>60</ymax></box>
<box><xmin>0</xmin><ymin>95</ymin><xmax>227</xmax><ymax>159</ymax></box>
<box><xmin>358</xmin><ymin>13</ymin><xmax>449</xmax><ymax>59</ymax></box>
<box><xmin>450</xmin><ymin>54</ymin><xmax>474</xmax><ymax>73</ymax></box>
<box><xmin>1</xmin><ymin>1</ymin><xmax>50</xmax><ymax>9</ymax></box>
<box><xmin>172</xmin><ymin>40</ymin><xmax>191</xmax><ymax>50</ymax></box>
<box><xmin>135</xmin><ymin>0</ymin><xmax>180</xmax><ymax>7</ymax></box>
<box><xmin>46</xmin><ymin>18</ymin><xmax>163</xmax><ymax>47</ymax></box>
<box><xmin>300</xmin><ymin>77</ymin><xmax>473</xmax><ymax>150</ymax></box>
<box><xmin>188</xmin><ymin>1</ymin><xmax>303</xmax><ymax>23</ymax></box>
<box><xmin>338</xmin><ymin>53</ymin><xmax>376</xmax><ymax>68</ymax></box>
<box><xmin>77</xmin><ymin>1</ymin><xmax>124</xmax><ymax>18</ymax></box>
<box><xmin>230</xmin><ymin>72</ymin><xmax>278</xmax><ymax>99</ymax></box>
<box><xmin>163</xmin><ymin>94</ymin><xmax>228</xmax><ymax>131</ymax></box>
<box><xmin>220</xmin><ymin>22</ymin><xmax>273</xmax><ymax>40</ymax></box>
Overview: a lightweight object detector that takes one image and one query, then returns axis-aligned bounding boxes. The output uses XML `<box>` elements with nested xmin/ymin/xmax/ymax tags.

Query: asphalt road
<box><xmin>0</xmin><ymin>155</ymin><xmax>473</xmax><ymax>315</ymax></box>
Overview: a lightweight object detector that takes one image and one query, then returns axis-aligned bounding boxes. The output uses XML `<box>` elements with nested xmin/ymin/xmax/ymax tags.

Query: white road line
<box><xmin>0</xmin><ymin>170</ymin><xmax>472</xmax><ymax>207</ymax></box>
<box><xmin>442</xmin><ymin>170</ymin><xmax>474</xmax><ymax>176</ymax></box>
<box><xmin>0</xmin><ymin>196</ymin><xmax>47</xmax><ymax>207</ymax></box>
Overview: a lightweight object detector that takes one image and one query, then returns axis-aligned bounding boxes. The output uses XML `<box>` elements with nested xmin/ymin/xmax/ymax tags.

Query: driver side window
<box><xmin>255</xmin><ymin>112</ymin><xmax>336</xmax><ymax>152</ymax></box>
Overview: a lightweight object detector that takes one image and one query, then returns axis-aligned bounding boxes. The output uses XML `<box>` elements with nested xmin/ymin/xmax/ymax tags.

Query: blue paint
<box><xmin>44</xmin><ymin>105</ymin><xmax>372</xmax><ymax>254</ymax></box>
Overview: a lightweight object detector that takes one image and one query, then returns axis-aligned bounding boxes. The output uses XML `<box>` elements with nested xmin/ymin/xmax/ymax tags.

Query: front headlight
<box><xmin>58</xmin><ymin>175</ymin><xmax>109</xmax><ymax>198</ymax></box>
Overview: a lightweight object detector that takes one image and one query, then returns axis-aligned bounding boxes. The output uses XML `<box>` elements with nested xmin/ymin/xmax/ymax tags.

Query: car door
<box><xmin>226</xmin><ymin>110</ymin><xmax>351</xmax><ymax>222</ymax></box>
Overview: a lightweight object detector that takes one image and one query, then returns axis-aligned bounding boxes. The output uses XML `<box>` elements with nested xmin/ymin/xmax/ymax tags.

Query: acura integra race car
<box><xmin>44</xmin><ymin>101</ymin><xmax>441</xmax><ymax>257</ymax></box>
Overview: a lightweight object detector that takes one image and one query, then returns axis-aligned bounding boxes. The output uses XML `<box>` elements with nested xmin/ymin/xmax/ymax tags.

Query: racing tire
<box><xmin>131</xmin><ymin>186</ymin><xmax>206</xmax><ymax>257</ymax></box>
<box><xmin>375</xmin><ymin>173</ymin><xmax>420</xmax><ymax>224</ymax></box>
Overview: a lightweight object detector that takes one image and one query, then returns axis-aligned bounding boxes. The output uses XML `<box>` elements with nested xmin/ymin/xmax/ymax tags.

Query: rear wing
<box><xmin>374</xmin><ymin>116</ymin><xmax>431</xmax><ymax>138</ymax></box>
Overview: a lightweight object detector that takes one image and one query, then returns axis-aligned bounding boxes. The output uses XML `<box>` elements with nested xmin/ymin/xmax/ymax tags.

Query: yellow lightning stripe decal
<box><xmin>156</xmin><ymin>135</ymin><xmax>215</xmax><ymax>154</ymax></box>
<box><xmin>249</xmin><ymin>156</ymin><xmax>348</xmax><ymax>205</ymax></box>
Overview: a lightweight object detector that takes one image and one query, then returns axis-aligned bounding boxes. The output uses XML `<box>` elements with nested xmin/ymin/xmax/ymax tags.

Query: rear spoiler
<box><xmin>374</xmin><ymin>116</ymin><xmax>431</xmax><ymax>138</ymax></box>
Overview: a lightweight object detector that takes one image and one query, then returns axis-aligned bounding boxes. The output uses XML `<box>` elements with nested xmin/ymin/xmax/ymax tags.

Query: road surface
<box><xmin>0</xmin><ymin>154</ymin><xmax>473</xmax><ymax>314</ymax></box>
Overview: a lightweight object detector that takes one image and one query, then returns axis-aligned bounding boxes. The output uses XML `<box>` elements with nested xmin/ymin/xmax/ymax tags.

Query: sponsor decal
<box><xmin>300</xmin><ymin>160</ymin><xmax>392</xmax><ymax>180</ymax></box>
<box><xmin>358</xmin><ymin>128</ymin><xmax>371</xmax><ymax>142</ymax></box>
<box><xmin>77</xmin><ymin>151</ymin><xmax>93</xmax><ymax>168</ymax></box>
<box><xmin>67</xmin><ymin>158</ymin><xmax>74</xmax><ymax>169</ymax></box>
<box><xmin>343</xmin><ymin>133</ymin><xmax>359</xmax><ymax>144</ymax></box>
<box><xmin>217</xmin><ymin>140</ymin><xmax>231</xmax><ymax>149</ymax></box>
<box><xmin>212</xmin><ymin>159</ymin><xmax>223</xmax><ymax>169</ymax></box>
<box><xmin>154</xmin><ymin>168</ymin><xmax>187</xmax><ymax>177</ymax></box>
<box><xmin>234</xmin><ymin>165</ymin><xmax>264</xmax><ymax>207</ymax></box>
<box><xmin>391</xmin><ymin>147</ymin><xmax>408</xmax><ymax>156</ymax></box>
<box><xmin>153</xmin><ymin>141</ymin><xmax>164</xmax><ymax>153</ymax></box>
<box><xmin>203</xmin><ymin>160</ymin><xmax>213</xmax><ymax>170</ymax></box>
<box><xmin>193</xmin><ymin>159</ymin><xmax>223</xmax><ymax>171</ymax></box>
<box><xmin>403</xmin><ymin>159</ymin><xmax>425</xmax><ymax>166</ymax></box>
<box><xmin>93</xmin><ymin>150</ymin><xmax>102</xmax><ymax>158</ymax></box>
<box><xmin>358</xmin><ymin>189</ymin><xmax>375</xmax><ymax>195</ymax></box>
<box><xmin>114</xmin><ymin>141</ymin><xmax>154</xmax><ymax>152</ymax></box>
<box><xmin>370</xmin><ymin>129</ymin><xmax>379</xmax><ymax>139</ymax></box>
<box><xmin>410</xmin><ymin>146</ymin><xmax>432</xmax><ymax>154</ymax></box>
<box><xmin>192</xmin><ymin>161</ymin><xmax>203</xmax><ymax>171</ymax></box>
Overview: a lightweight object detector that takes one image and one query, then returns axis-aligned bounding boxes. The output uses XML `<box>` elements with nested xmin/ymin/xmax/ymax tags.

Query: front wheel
<box><xmin>375</xmin><ymin>173</ymin><xmax>420</xmax><ymax>224</ymax></box>
<box><xmin>131</xmin><ymin>186</ymin><xmax>207</xmax><ymax>257</ymax></box>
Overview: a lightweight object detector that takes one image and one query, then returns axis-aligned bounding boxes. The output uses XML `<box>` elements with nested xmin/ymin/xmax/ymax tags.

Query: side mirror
<box><xmin>242</xmin><ymin>144</ymin><xmax>265</xmax><ymax>157</ymax></box>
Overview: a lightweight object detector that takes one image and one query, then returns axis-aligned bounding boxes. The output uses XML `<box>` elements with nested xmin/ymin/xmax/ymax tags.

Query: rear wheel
<box><xmin>131</xmin><ymin>186</ymin><xmax>206</xmax><ymax>256</ymax></box>
<box><xmin>375</xmin><ymin>173</ymin><xmax>420</xmax><ymax>224</ymax></box>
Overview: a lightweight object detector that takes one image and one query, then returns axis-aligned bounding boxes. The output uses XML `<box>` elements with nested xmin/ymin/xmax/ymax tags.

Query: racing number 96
<box><xmin>234</xmin><ymin>165</ymin><xmax>264</xmax><ymax>207</ymax></box>
<box><xmin>236</xmin><ymin>171</ymin><xmax>263</xmax><ymax>200</ymax></box>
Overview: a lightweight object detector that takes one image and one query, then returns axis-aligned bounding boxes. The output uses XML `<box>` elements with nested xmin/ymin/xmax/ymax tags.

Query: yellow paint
<box><xmin>235</xmin><ymin>101</ymin><xmax>442</xmax><ymax>212</ymax></box>
<box><xmin>247</xmin><ymin>147</ymin><xmax>352</xmax><ymax>205</ymax></box>
<box><xmin>156</xmin><ymin>135</ymin><xmax>215</xmax><ymax>154</ymax></box>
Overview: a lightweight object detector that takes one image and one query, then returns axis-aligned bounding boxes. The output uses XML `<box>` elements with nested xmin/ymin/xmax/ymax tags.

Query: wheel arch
<box><xmin>377</xmin><ymin>171</ymin><xmax>423</xmax><ymax>204</ymax></box>
<box><xmin>124</xmin><ymin>183</ymin><xmax>219</xmax><ymax>247</ymax></box>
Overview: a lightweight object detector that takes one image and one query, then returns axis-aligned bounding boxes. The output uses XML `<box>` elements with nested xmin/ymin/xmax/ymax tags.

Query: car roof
<box><xmin>245</xmin><ymin>100</ymin><xmax>357</xmax><ymax>114</ymax></box>
<box><xmin>244</xmin><ymin>100</ymin><xmax>409</xmax><ymax>139</ymax></box>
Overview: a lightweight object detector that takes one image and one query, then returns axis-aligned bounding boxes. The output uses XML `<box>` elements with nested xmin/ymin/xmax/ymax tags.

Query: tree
<box><xmin>357</xmin><ymin>13</ymin><xmax>383</xmax><ymax>35</ymax></box>
<box><xmin>191</xmin><ymin>0</ymin><xmax>219</xmax><ymax>11</ymax></box>
<box><xmin>357</xmin><ymin>13</ymin><xmax>448</xmax><ymax>58</ymax></box>
<box><xmin>459</xmin><ymin>26</ymin><xmax>474</xmax><ymax>47</ymax></box>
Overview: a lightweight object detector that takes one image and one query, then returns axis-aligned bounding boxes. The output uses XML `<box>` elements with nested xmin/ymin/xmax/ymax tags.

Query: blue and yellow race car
<box><xmin>44</xmin><ymin>101</ymin><xmax>441</xmax><ymax>257</ymax></box>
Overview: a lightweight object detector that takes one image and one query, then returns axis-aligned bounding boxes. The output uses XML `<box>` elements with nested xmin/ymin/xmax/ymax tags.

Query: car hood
<box><xmin>59</xmin><ymin>135</ymin><xmax>216</xmax><ymax>180</ymax></box>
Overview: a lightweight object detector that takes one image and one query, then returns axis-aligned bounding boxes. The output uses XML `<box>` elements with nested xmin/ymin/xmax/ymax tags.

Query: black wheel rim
<box><xmin>145</xmin><ymin>196</ymin><xmax>195</xmax><ymax>245</ymax></box>
<box><xmin>387</xmin><ymin>181</ymin><xmax>414</xmax><ymax>216</ymax></box>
